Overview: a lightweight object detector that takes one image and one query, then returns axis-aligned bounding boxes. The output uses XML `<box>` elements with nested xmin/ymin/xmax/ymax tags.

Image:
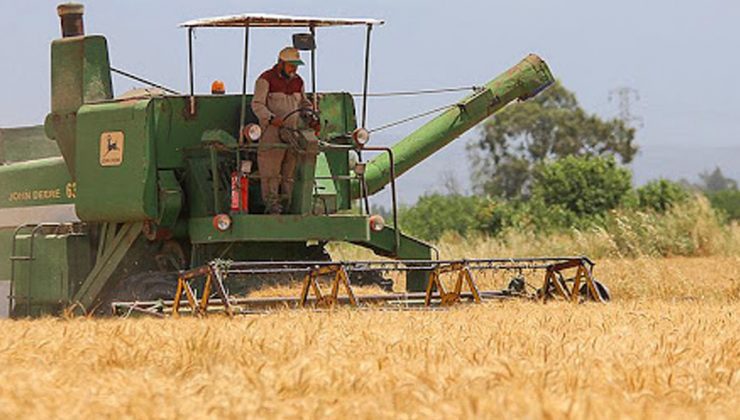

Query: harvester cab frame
<box><xmin>178</xmin><ymin>13</ymin><xmax>383</xmax><ymax>131</ymax></box>
<box><xmin>178</xmin><ymin>14</ymin><xmax>386</xmax><ymax>218</ymax></box>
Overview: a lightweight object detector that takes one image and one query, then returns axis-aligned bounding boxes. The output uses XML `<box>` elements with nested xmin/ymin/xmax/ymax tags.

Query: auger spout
<box><xmin>354</xmin><ymin>54</ymin><xmax>554</xmax><ymax>198</ymax></box>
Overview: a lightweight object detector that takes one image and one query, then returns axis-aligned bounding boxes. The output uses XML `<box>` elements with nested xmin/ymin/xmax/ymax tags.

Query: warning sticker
<box><xmin>100</xmin><ymin>131</ymin><xmax>124</xmax><ymax>166</ymax></box>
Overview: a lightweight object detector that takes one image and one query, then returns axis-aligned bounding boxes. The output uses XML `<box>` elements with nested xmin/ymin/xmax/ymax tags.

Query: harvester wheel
<box><xmin>507</xmin><ymin>276</ymin><xmax>526</xmax><ymax>294</ymax></box>
<box><xmin>101</xmin><ymin>271</ymin><xmax>178</xmax><ymax>314</ymax></box>
<box><xmin>578</xmin><ymin>279</ymin><xmax>611</xmax><ymax>302</ymax></box>
<box><xmin>348</xmin><ymin>270</ymin><xmax>394</xmax><ymax>292</ymax></box>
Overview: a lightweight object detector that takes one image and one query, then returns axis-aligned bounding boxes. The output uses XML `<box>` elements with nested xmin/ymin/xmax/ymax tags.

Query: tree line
<box><xmin>377</xmin><ymin>82</ymin><xmax>739</xmax><ymax>242</ymax></box>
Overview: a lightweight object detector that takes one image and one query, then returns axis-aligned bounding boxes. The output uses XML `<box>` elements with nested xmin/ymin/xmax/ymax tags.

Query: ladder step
<box><xmin>10</xmin><ymin>256</ymin><xmax>33</xmax><ymax>261</ymax></box>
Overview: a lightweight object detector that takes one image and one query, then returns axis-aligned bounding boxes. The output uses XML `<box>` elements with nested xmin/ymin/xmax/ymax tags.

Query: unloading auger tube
<box><xmin>111</xmin><ymin>256</ymin><xmax>612</xmax><ymax>317</ymax></box>
<box><xmin>352</xmin><ymin>53</ymin><xmax>554</xmax><ymax>198</ymax></box>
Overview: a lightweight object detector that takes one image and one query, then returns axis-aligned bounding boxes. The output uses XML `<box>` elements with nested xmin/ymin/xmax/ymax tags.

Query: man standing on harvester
<box><xmin>252</xmin><ymin>46</ymin><xmax>315</xmax><ymax>214</ymax></box>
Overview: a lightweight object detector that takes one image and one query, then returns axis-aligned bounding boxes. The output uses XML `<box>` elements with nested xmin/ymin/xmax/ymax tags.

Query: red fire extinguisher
<box><xmin>240</xmin><ymin>173</ymin><xmax>249</xmax><ymax>212</ymax></box>
<box><xmin>230</xmin><ymin>171</ymin><xmax>240</xmax><ymax>212</ymax></box>
<box><xmin>231</xmin><ymin>171</ymin><xmax>250</xmax><ymax>213</ymax></box>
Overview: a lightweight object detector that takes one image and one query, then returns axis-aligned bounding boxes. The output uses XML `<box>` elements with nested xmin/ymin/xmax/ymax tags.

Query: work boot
<box><xmin>280</xmin><ymin>194</ymin><xmax>292</xmax><ymax>214</ymax></box>
<box><xmin>265</xmin><ymin>203</ymin><xmax>283</xmax><ymax>215</ymax></box>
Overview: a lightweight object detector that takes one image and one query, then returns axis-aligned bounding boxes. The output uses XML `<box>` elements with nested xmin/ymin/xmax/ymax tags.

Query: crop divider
<box><xmin>172</xmin><ymin>262</ymin><xmax>233</xmax><ymax>317</ymax></box>
<box><xmin>539</xmin><ymin>259</ymin><xmax>604</xmax><ymax>303</ymax></box>
<box><xmin>299</xmin><ymin>264</ymin><xmax>358</xmax><ymax>308</ymax></box>
<box><xmin>424</xmin><ymin>262</ymin><xmax>482</xmax><ymax>307</ymax></box>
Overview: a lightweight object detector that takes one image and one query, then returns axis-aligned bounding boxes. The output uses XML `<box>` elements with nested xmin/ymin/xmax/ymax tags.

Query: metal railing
<box><xmin>9</xmin><ymin>223</ymin><xmax>77</xmax><ymax>316</ymax></box>
<box><xmin>198</xmin><ymin>132</ymin><xmax>431</xmax><ymax>257</ymax></box>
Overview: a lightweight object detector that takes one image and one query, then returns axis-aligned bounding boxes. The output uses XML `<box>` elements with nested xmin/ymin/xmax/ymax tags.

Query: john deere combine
<box><xmin>0</xmin><ymin>4</ymin><xmax>609</xmax><ymax>318</ymax></box>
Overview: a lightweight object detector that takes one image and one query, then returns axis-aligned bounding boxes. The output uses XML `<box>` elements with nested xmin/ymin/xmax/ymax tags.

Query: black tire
<box><xmin>579</xmin><ymin>279</ymin><xmax>611</xmax><ymax>302</ymax></box>
<box><xmin>507</xmin><ymin>276</ymin><xmax>526</xmax><ymax>294</ymax></box>
<box><xmin>99</xmin><ymin>271</ymin><xmax>178</xmax><ymax>314</ymax></box>
<box><xmin>348</xmin><ymin>269</ymin><xmax>394</xmax><ymax>292</ymax></box>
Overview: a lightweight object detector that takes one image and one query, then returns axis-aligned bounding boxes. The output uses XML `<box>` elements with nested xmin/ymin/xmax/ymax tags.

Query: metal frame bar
<box><xmin>209</xmin><ymin>146</ymin><xmax>221</xmax><ymax>214</ymax></box>
<box><xmin>238</xmin><ymin>26</ymin><xmax>251</xmax><ymax>146</ymax></box>
<box><xmin>298</xmin><ymin>264</ymin><xmax>358</xmax><ymax>308</ymax></box>
<box><xmin>9</xmin><ymin>224</ymin><xmax>35</xmax><ymax>316</ymax></box>
<box><xmin>360</xmin><ymin>169</ymin><xmax>371</xmax><ymax>216</ymax></box>
<box><xmin>424</xmin><ymin>263</ymin><xmax>483</xmax><ymax>307</ymax></box>
<box><xmin>110</xmin><ymin>255</ymin><xmax>604</xmax><ymax>317</ymax></box>
<box><xmin>311</xmin><ymin>143</ymin><xmax>400</xmax><ymax>251</ymax></box>
<box><xmin>72</xmin><ymin>222</ymin><xmax>144</xmax><ymax>310</ymax></box>
<box><xmin>236</xmin><ymin>25</ymin><xmax>251</xmax><ymax>183</ymax></box>
<box><xmin>221</xmin><ymin>256</ymin><xmax>594</xmax><ymax>273</ymax></box>
<box><xmin>187</xmin><ymin>28</ymin><xmax>195</xmax><ymax>115</ymax></box>
<box><xmin>363</xmin><ymin>146</ymin><xmax>399</xmax><ymax>252</ymax></box>
<box><xmin>310</xmin><ymin>26</ymin><xmax>318</xmax><ymax>111</ymax></box>
<box><xmin>360</xmin><ymin>24</ymin><xmax>373</xmax><ymax>128</ymax></box>
<box><xmin>9</xmin><ymin>223</ymin><xmax>66</xmax><ymax>316</ymax></box>
<box><xmin>172</xmin><ymin>263</ymin><xmax>233</xmax><ymax>317</ymax></box>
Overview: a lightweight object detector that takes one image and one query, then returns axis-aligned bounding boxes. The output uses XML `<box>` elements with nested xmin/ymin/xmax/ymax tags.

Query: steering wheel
<box><xmin>282</xmin><ymin>106</ymin><xmax>320</xmax><ymax>124</ymax></box>
<box><xmin>277</xmin><ymin>107</ymin><xmax>321</xmax><ymax>152</ymax></box>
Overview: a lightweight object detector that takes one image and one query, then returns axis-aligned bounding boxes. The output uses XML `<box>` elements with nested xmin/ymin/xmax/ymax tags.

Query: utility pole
<box><xmin>609</xmin><ymin>86</ymin><xmax>643</xmax><ymax>128</ymax></box>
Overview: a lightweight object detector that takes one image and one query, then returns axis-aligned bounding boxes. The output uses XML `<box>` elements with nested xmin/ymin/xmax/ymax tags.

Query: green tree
<box><xmin>531</xmin><ymin>155</ymin><xmax>632</xmax><ymax>218</ymax></box>
<box><xmin>468</xmin><ymin>81</ymin><xmax>637</xmax><ymax>198</ymax></box>
<box><xmin>698</xmin><ymin>167</ymin><xmax>737</xmax><ymax>192</ymax></box>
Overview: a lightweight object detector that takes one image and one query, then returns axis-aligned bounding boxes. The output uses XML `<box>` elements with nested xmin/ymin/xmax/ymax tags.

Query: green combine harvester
<box><xmin>0</xmin><ymin>4</ymin><xmax>610</xmax><ymax>318</ymax></box>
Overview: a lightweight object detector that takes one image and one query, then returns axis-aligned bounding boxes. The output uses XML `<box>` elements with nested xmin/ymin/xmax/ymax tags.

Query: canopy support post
<box><xmin>238</xmin><ymin>25</ymin><xmax>251</xmax><ymax>145</ymax></box>
<box><xmin>358</xmin><ymin>23</ymin><xmax>374</xmax><ymax>214</ymax></box>
<box><xmin>187</xmin><ymin>28</ymin><xmax>195</xmax><ymax>115</ymax></box>
<box><xmin>236</xmin><ymin>25</ymin><xmax>251</xmax><ymax>187</ymax></box>
<box><xmin>310</xmin><ymin>26</ymin><xmax>318</xmax><ymax>111</ymax></box>
<box><xmin>360</xmin><ymin>24</ymin><xmax>373</xmax><ymax>128</ymax></box>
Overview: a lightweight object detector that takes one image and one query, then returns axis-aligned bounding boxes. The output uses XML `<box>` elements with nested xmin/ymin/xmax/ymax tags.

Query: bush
<box><xmin>395</xmin><ymin>154</ymin><xmax>736</xmax><ymax>257</ymax></box>
<box><xmin>706</xmin><ymin>189</ymin><xmax>740</xmax><ymax>221</ymax></box>
<box><xmin>398</xmin><ymin>194</ymin><xmax>491</xmax><ymax>241</ymax></box>
<box><xmin>499</xmin><ymin>198</ymin><xmax>582</xmax><ymax>233</ymax></box>
<box><xmin>532</xmin><ymin>156</ymin><xmax>632</xmax><ymax>218</ymax></box>
<box><xmin>636</xmin><ymin>179</ymin><xmax>689</xmax><ymax>212</ymax></box>
<box><xmin>595</xmin><ymin>195</ymin><xmax>726</xmax><ymax>257</ymax></box>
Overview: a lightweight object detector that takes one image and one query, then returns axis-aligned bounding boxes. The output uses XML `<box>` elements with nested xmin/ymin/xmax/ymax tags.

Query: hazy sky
<box><xmin>1</xmin><ymin>0</ymin><xmax>738</xmax><ymax>202</ymax></box>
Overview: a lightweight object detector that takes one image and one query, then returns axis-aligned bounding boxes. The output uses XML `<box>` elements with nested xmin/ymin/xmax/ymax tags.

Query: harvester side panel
<box><xmin>155</xmin><ymin>95</ymin><xmax>251</xmax><ymax>169</ymax></box>
<box><xmin>0</xmin><ymin>229</ymin><xmax>93</xmax><ymax>317</ymax></box>
<box><xmin>75</xmin><ymin>100</ymin><xmax>158</xmax><ymax>221</ymax></box>
<box><xmin>0</xmin><ymin>126</ymin><xmax>61</xmax><ymax>164</ymax></box>
<box><xmin>0</xmin><ymin>158</ymin><xmax>73</xmax><ymax>210</ymax></box>
<box><xmin>315</xmin><ymin>93</ymin><xmax>357</xmax><ymax>210</ymax></box>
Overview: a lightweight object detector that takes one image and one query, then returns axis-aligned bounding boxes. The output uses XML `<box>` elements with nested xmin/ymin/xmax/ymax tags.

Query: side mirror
<box><xmin>292</xmin><ymin>33</ymin><xmax>316</xmax><ymax>51</ymax></box>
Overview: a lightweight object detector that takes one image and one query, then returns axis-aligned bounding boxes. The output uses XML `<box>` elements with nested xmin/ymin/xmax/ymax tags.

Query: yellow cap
<box><xmin>278</xmin><ymin>47</ymin><xmax>304</xmax><ymax>66</ymax></box>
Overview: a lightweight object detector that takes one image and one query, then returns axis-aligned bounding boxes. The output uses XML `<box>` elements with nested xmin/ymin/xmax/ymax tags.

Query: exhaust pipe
<box><xmin>57</xmin><ymin>3</ymin><xmax>84</xmax><ymax>37</ymax></box>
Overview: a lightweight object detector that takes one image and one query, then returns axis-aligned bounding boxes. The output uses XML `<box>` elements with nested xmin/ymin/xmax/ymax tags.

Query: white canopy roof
<box><xmin>180</xmin><ymin>13</ymin><xmax>384</xmax><ymax>28</ymax></box>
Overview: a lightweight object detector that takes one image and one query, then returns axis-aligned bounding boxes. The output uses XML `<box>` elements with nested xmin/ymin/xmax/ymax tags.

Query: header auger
<box><xmin>0</xmin><ymin>4</ymin><xmax>609</xmax><ymax>318</ymax></box>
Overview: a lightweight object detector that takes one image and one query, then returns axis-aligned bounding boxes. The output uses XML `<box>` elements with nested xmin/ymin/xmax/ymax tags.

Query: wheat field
<box><xmin>0</xmin><ymin>256</ymin><xmax>738</xmax><ymax>419</ymax></box>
